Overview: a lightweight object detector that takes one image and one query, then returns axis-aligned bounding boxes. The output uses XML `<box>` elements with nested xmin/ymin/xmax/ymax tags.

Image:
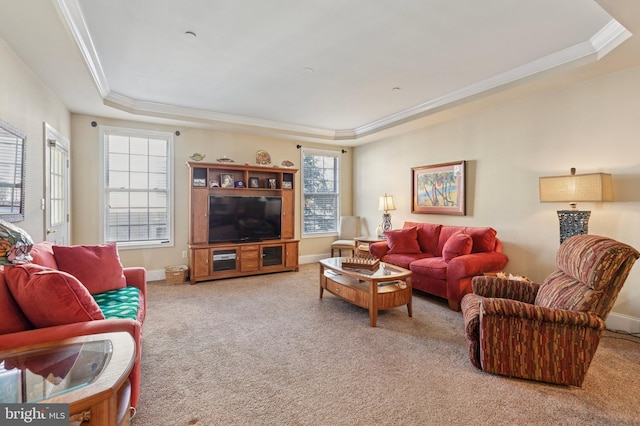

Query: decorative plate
<box><xmin>281</xmin><ymin>160</ymin><xmax>294</xmax><ymax>168</ymax></box>
<box><xmin>256</xmin><ymin>150</ymin><xmax>271</xmax><ymax>165</ymax></box>
<box><xmin>216</xmin><ymin>156</ymin><xmax>234</xmax><ymax>163</ymax></box>
<box><xmin>189</xmin><ymin>153</ymin><xmax>206</xmax><ymax>161</ymax></box>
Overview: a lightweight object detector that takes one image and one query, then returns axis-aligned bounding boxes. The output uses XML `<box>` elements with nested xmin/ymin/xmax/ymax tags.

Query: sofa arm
<box><xmin>471</xmin><ymin>275</ymin><xmax>540</xmax><ymax>303</ymax></box>
<box><xmin>480</xmin><ymin>298</ymin><xmax>605</xmax><ymax>329</ymax></box>
<box><xmin>369</xmin><ymin>241</ymin><xmax>390</xmax><ymax>259</ymax></box>
<box><xmin>0</xmin><ymin>318</ymin><xmax>140</xmax><ymax>350</ymax></box>
<box><xmin>447</xmin><ymin>252</ymin><xmax>509</xmax><ymax>281</ymax></box>
<box><xmin>124</xmin><ymin>267</ymin><xmax>147</xmax><ymax>301</ymax></box>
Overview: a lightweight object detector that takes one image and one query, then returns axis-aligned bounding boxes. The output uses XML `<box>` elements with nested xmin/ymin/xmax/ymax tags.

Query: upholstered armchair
<box><xmin>461</xmin><ymin>234</ymin><xmax>639</xmax><ymax>386</ymax></box>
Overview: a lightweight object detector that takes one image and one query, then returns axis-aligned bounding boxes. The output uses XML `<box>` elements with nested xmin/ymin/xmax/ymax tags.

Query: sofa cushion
<box><xmin>404</xmin><ymin>222</ymin><xmax>442</xmax><ymax>254</ymax></box>
<box><xmin>464</xmin><ymin>227</ymin><xmax>497</xmax><ymax>253</ymax></box>
<box><xmin>386</xmin><ymin>227</ymin><xmax>421</xmax><ymax>254</ymax></box>
<box><xmin>437</xmin><ymin>226</ymin><xmax>466</xmax><ymax>256</ymax></box>
<box><xmin>93</xmin><ymin>287</ymin><xmax>140</xmax><ymax>321</ymax></box>
<box><xmin>409</xmin><ymin>257</ymin><xmax>448</xmax><ymax>280</ymax></box>
<box><xmin>53</xmin><ymin>243</ymin><xmax>127</xmax><ymax>295</ymax></box>
<box><xmin>442</xmin><ymin>231</ymin><xmax>473</xmax><ymax>261</ymax></box>
<box><xmin>0</xmin><ymin>219</ymin><xmax>33</xmax><ymax>265</ymax></box>
<box><xmin>0</xmin><ymin>266</ymin><xmax>33</xmax><ymax>334</ymax></box>
<box><xmin>30</xmin><ymin>241</ymin><xmax>59</xmax><ymax>269</ymax></box>
<box><xmin>382</xmin><ymin>253</ymin><xmax>432</xmax><ymax>269</ymax></box>
<box><xmin>4</xmin><ymin>264</ymin><xmax>105</xmax><ymax>328</ymax></box>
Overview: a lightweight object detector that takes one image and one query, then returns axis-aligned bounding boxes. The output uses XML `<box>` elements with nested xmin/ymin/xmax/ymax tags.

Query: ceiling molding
<box><xmin>57</xmin><ymin>0</ymin><xmax>630</xmax><ymax>142</ymax></box>
<box><xmin>55</xmin><ymin>0</ymin><xmax>110</xmax><ymax>97</ymax></box>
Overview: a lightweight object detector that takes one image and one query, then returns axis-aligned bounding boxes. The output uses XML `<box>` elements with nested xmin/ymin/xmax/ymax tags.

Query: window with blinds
<box><xmin>101</xmin><ymin>127</ymin><xmax>173</xmax><ymax>247</ymax></box>
<box><xmin>302</xmin><ymin>149</ymin><xmax>340</xmax><ymax>236</ymax></box>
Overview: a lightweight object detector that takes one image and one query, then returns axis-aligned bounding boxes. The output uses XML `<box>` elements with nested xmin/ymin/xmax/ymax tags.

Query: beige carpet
<box><xmin>133</xmin><ymin>263</ymin><xmax>640</xmax><ymax>425</ymax></box>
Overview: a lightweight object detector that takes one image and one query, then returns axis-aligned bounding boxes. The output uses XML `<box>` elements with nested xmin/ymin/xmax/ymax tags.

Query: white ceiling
<box><xmin>1</xmin><ymin>0</ymin><xmax>638</xmax><ymax>144</ymax></box>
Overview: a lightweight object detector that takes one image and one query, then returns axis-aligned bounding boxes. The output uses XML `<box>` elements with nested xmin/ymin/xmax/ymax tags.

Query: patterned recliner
<box><xmin>461</xmin><ymin>234</ymin><xmax>639</xmax><ymax>386</ymax></box>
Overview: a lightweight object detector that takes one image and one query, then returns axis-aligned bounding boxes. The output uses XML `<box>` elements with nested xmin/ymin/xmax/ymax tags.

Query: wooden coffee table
<box><xmin>319</xmin><ymin>257</ymin><xmax>413</xmax><ymax>327</ymax></box>
<box><xmin>0</xmin><ymin>332</ymin><xmax>135</xmax><ymax>426</ymax></box>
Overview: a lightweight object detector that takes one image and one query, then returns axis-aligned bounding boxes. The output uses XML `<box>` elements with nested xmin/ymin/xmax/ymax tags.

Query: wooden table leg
<box><xmin>319</xmin><ymin>264</ymin><xmax>324</xmax><ymax>299</ymax></box>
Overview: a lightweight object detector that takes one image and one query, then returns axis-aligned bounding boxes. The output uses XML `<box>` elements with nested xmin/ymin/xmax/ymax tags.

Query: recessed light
<box><xmin>303</xmin><ymin>67</ymin><xmax>314</xmax><ymax>73</ymax></box>
<box><xmin>185</xmin><ymin>31</ymin><xmax>197</xmax><ymax>38</ymax></box>
<box><xmin>392</xmin><ymin>87</ymin><xmax>401</xmax><ymax>92</ymax></box>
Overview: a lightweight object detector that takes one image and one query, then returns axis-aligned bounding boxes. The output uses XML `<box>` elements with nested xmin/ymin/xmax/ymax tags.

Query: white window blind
<box><xmin>101</xmin><ymin>127</ymin><xmax>173</xmax><ymax>247</ymax></box>
<box><xmin>302</xmin><ymin>149</ymin><xmax>340</xmax><ymax>236</ymax></box>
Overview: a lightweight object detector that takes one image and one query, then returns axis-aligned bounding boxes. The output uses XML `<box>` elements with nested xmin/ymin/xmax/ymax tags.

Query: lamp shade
<box><xmin>539</xmin><ymin>173</ymin><xmax>613</xmax><ymax>204</ymax></box>
<box><xmin>378</xmin><ymin>194</ymin><xmax>396</xmax><ymax>212</ymax></box>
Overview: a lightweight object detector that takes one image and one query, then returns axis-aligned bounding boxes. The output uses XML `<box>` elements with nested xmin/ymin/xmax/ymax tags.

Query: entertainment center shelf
<box><xmin>187</xmin><ymin>162</ymin><xmax>299</xmax><ymax>284</ymax></box>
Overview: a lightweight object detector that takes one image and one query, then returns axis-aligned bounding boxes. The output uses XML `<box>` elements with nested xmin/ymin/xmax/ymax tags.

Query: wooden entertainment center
<box><xmin>187</xmin><ymin>161</ymin><xmax>299</xmax><ymax>284</ymax></box>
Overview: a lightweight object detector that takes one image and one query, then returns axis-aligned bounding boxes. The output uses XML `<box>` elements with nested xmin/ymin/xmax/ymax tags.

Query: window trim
<box><xmin>301</xmin><ymin>147</ymin><xmax>341</xmax><ymax>238</ymax></box>
<box><xmin>99</xmin><ymin>125</ymin><xmax>174</xmax><ymax>249</ymax></box>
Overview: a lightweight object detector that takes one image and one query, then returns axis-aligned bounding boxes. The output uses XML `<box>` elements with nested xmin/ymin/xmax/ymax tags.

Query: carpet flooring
<box><xmin>132</xmin><ymin>263</ymin><xmax>640</xmax><ymax>425</ymax></box>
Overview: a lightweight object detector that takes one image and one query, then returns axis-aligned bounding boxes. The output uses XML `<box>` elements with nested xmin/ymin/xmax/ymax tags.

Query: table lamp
<box><xmin>378</xmin><ymin>194</ymin><xmax>396</xmax><ymax>234</ymax></box>
<box><xmin>539</xmin><ymin>168</ymin><xmax>612</xmax><ymax>244</ymax></box>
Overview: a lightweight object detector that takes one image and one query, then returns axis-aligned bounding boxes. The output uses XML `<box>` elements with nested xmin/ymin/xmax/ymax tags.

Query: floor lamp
<box><xmin>539</xmin><ymin>168</ymin><xmax>612</xmax><ymax>244</ymax></box>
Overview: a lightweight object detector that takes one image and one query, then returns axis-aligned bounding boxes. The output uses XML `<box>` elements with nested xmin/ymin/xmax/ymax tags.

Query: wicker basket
<box><xmin>165</xmin><ymin>265</ymin><xmax>188</xmax><ymax>284</ymax></box>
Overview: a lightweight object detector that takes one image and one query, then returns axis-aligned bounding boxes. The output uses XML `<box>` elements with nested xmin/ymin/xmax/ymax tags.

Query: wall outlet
<box><xmin>182</xmin><ymin>250</ymin><xmax>188</xmax><ymax>258</ymax></box>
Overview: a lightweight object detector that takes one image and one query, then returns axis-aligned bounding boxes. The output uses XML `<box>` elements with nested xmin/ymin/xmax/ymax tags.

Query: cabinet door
<box><xmin>192</xmin><ymin>248</ymin><xmax>210</xmax><ymax>278</ymax></box>
<box><xmin>281</xmin><ymin>189</ymin><xmax>294</xmax><ymax>239</ymax></box>
<box><xmin>261</xmin><ymin>244</ymin><xmax>284</xmax><ymax>269</ymax></box>
<box><xmin>285</xmin><ymin>242</ymin><xmax>298</xmax><ymax>268</ymax></box>
<box><xmin>191</xmin><ymin>189</ymin><xmax>209</xmax><ymax>244</ymax></box>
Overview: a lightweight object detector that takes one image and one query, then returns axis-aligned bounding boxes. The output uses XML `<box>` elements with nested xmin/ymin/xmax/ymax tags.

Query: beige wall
<box><xmin>70</xmin><ymin>115</ymin><xmax>354</xmax><ymax>271</ymax></box>
<box><xmin>0</xmin><ymin>38</ymin><xmax>70</xmax><ymax>239</ymax></box>
<box><xmin>354</xmin><ymin>64</ymin><xmax>640</xmax><ymax>319</ymax></box>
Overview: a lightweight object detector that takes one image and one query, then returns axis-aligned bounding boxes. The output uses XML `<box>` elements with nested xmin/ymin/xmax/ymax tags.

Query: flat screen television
<box><xmin>209</xmin><ymin>195</ymin><xmax>282</xmax><ymax>243</ymax></box>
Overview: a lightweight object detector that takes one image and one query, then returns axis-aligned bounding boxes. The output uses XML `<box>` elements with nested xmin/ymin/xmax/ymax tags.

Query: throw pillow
<box><xmin>53</xmin><ymin>243</ymin><xmax>126</xmax><ymax>295</ymax></box>
<box><xmin>464</xmin><ymin>227</ymin><xmax>497</xmax><ymax>253</ymax></box>
<box><xmin>4</xmin><ymin>263</ymin><xmax>104</xmax><ymax>328</ymax></box>
<box><xmin>0</xmin><ymin>267</ymin><xmax>33</xmax><ymax>333</ymax></box>
<box><xmin>0</xmin><ymin>219</ymin><xmax>33</xmax><ymax>265</ymax></box>
<box><xmin>442</xmin><ymin>231</ymin><xmax>473</xmax><ymax>261</ymax></box>
<box><xmin>386</xmin><ymin>227</ymin><xmax>422</xmax><ymax>254</ymax></box>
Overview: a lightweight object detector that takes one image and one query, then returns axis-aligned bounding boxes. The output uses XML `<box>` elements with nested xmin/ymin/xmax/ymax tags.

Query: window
<box><xmin>302</xmin><ymin>149</ymin><xmax>340</xmax><ymax>236</ymax></box>
<box><xmin>101</xmin><ymin>127</ymin><xmax>173</xmax><ymax>247</ymax></box>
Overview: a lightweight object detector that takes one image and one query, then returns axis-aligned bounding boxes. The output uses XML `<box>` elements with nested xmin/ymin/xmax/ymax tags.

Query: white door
<box><xmin>44</xmin><ymin>123</ymin><xmax>70</xmax><ymax>244</ymax></box>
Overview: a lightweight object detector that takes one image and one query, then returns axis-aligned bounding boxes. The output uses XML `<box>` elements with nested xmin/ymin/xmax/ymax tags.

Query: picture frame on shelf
<box><xmin>282</xmin><ymin>181</ymin><xmax>292</xmax><ymax>189</ymax></box>
<box><xmin>267</xmin><ymin>178</ymin><xmax>277</xmax><ymax>189</ymax></box>
<box><xmin>193</xmin><ymin>178</ymin><xmax>206</xmax><ymax>187</ymax></box>
<box><xmin>220</xmin><ymin>173</ymin><xmax>234</xmax><ymax>188</ymax></box>
<box><xmin>249</xmin><ymin>177</ymin><xmax>260</xmax><ymax>188</ymax></box>
<box><xmin>411</xmin><ymin>160</ymin><xmax>466</xmax><ymax>215</ymax></box>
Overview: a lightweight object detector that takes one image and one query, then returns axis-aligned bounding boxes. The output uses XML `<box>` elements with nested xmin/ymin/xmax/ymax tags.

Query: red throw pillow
<box><xmin>442</xmin><ymin>231</ymin><xmax>473</xmax><ymax>261</ymax></box>
<box><xmin>4</xmin><ymin>264</ymin><xmax>104</xmax><ymax>328</ymax></box>
<box><xmin>386</xmin><ymin>227</ymin><xmax>422</xmax><ymax>254</ymax></box>
<box><xmin>464</xmin><ymin>227</ymin><xmax>497</xmax><ymax>253</ymax></box>
<box><xmin>0</xmin><ymin>267</ymin><xmax>33</xmax><ymax>333</ymax></box>
<box><xmin>53</xmin><ymin>243</ymin><xmax>126</xmax><ymax>295</ymax></box>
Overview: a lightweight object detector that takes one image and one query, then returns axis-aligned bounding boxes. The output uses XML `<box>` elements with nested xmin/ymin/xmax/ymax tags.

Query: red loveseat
<box><xmin>0</xmin><ymin>241</ymin><xmax>146</xmax><ymax>410</ymax></box>
<box><xmin>369</xmin><ymin>222</ymin><xmax>508</xmax><ymax>311</ymax></box>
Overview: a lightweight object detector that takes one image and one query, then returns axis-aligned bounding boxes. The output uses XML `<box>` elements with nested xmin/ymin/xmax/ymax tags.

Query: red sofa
<box><xmin>369</xmin><ymin>222</ymin><xmax>508</xmax><ymax>311</ymax></box>
<box><xmin>0</xmin><ymin>241</ymin><xmax>146</xmax><ymax>410</ymax></box>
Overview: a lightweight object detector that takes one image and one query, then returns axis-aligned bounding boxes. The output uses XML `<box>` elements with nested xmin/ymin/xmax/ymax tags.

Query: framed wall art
<box><xmin>412</xmin><ymin>160</ymin><xmax>466</xmax><ymax>215</ymax></box>
<box><xmin>249</xmin><ymin>177</ymin><xmax>260</xmax><ymax>188</ymax></box>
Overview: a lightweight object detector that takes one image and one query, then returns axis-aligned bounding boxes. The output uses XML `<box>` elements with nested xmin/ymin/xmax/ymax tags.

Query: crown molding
<box><xmin>58</xmin><ymin>0</ymin><xmax>629</xmax><ymax>142</ymax></box>
<box><xmin>55</xmin><ymin>0</ymin><xmax>110</xmax><ymax>97</ymax></box>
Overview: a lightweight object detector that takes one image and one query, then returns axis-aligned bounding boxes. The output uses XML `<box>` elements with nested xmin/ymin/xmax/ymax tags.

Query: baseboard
<box><xmin>147</xmin><ymin>269</ymin><xmax>166</xmax><ymax>282</ymax></box>
<box><xmin>606</xmin><ymin>312</ymin><xmax>640</xmax><ymax>334</ymax></box>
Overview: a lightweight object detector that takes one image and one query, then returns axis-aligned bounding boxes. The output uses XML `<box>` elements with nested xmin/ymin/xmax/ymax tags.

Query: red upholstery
<box><xmin>0</xmin><ymin>241</ymin><xmax>146</xmax><ymax>409</ymax></box>
<box><xmin>53</xmin><ymin>242</ymin><xmax>127</xmax><ymax>294</ymax></box>
<box><xmin>370</xmin><ymin>222</ymin><xmax>508</xmax><ymax>311</ymax></box>
<box><xmin>4</xmin><ymin>264</ymin><xmax>105</xmax><ymax>327</ymax></box>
